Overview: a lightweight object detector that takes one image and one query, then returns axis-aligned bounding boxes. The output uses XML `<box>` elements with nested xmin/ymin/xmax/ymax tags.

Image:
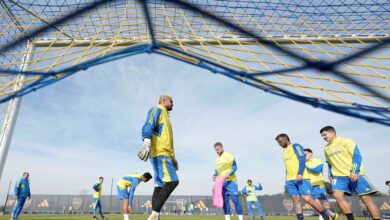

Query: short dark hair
<box><xmin>386</xmin><ymin>181</ymin><xmax>390</xmax><ymax>185</ymax></box>
<box><xmin>320</xmin><ymin>126</ymin><xmax>336</xmax><ymax>134</ymax></box>
<box><xmin>214</xmin><ymin>142</ymin><xmax>223</xmax><ymax>148</ymax></box>
<box><xmin>304</xmin><ymin>148</ymin><xmax>312</xmax><ymax>153</ymax></box>
<box><xmin>99</xmin><ymin>177</ymin><xmax>104</xmax><ymax>180</ymax></box>
<box><xmin>143</xmin><ymin>172</ymin><xmax>152</xmax><ymax>181</ymax></box>
<box><xmin>275</xmin><ymin>133</ymin><xmax>290</xmax><ymax>141</ymax></box>
<box><xmin>247</xmin><ymin>179</ymin><xmax>252</xmax><ymax>183</ymax></box>
<box><xmin>23</xmin><ymin>172</ymin><xmax>29</xmax><ymax>176</ymax></box>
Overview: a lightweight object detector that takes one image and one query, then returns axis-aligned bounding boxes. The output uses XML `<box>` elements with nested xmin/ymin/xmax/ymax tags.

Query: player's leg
<box><xmin>154</xmin><ymin>181</ymin><xmax>179</xmax><ymax>212</ymax></box>
<box><xmin>153</xmin><ymin>155</ymin><xmax>179</xmax><ymax>210</ymax></box>
<box><xmin>148</xmin><ymin>157</ymin><xmax>164</xmax><ymax>220</ymax></box>
<box><xmin>333</xmin><ymin>190</ymin><xmax>353</xmax><ymax>219</ymax></box>
<box><xmin>352</xmin><ymin>175</ymin><xmax>380</xmax><ymax>219</ymax></box>
<box><xmin>223</xmin><ymin>194</ymin><xmax>231</xmax><ymax>220</ymax></box>
<box><xmin>11</xmin><ymin>198</ymin><xmax>20</xmax><ymax>219</ymax></box>
<box><xmin>14</xmin><ymin>197</ymin><xmax>26</xmax><ymax>219</ymax></box>
<box><xmin>331</xmin><ymin>177</ymin><xmax>354</xmax><ymax>220</ymax></box>
<box><xmin>321</xmin><ymin>198</ymin><xmax>336</xmax><ymax>218</ymax></box>
<box><xmin>286</xmin><ymin>180</ymin><xmax>304</xmax><ymax>220</ymax></box>
<box><xmin>230</xmin><ymin>194</ymin><xmax>243</xmax><ymax>220</ymax></box>
<box><xmin>360</xmin><ymin>195</ymin><xmax>380</xmax><ymax>219</ymax></box>
<box><xmin>299</xmin><ymin>180</ymin><xmax>330</xmax><ymax>220</ymax></box>
<box><xmin>254</xmin><ymin>201</ymin><xmax>265</xmax><ymax>220</ymax></box>
<box><xmin>149</xmin><ymin>155</ymin><xmax>180</xmax><ymax>220</ymax></box>
<box><xmin>224</xmin><ymin>181</ymin><xmax>243</xmax><ymax>220</ymax></box>
<box><xmin>247</xmin><ymin>201</ymin><xmax>255</xmax><ymax>220</ymax></box>
<box><xmin>92</xmin><ymin>198</ymin><xmax>98</xmax><ymax>218</ymax></box>
<box><xmin>97</xmin><ymin>199</ymin><xmax>105</xmax><ymax>219</ymax></box>
<box><xmin>117</xmin><ymin>185</ymin><xmax>130</xmax><ymax>220</ymax></box>
<box><xmin>313</xmin><ymin>185</ymin><xmax>336</xmax><ymax>219</ymax></box>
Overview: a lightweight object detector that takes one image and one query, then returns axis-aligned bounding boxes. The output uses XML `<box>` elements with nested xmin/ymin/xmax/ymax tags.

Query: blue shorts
<box><xmin>223</xmin><ymin>180</ymin><xmax>239</xmax><ymax>196</ymax></box>
<box><xmin>312</xmin><ymin>185</ymin><xmax>327</xmax><ymax>201</ymax></box>
<box><xmin>150</xmin><ymin>155</ymin><xmax>179</xmax><ymax>187</ymax></box>
<box><xmin>117</xmin><ymin>185</ymin><xmax>129</xmax><ymax>200</ymax></box>
<box><xmin>286</xmin><ymin>179</ymin><xmax>312</xmax><ymax>196</ymax></box>
<box><xmin>332</xmin><ymin>176</ymin><xmax>378</xmax><ymax>196</ymax></box>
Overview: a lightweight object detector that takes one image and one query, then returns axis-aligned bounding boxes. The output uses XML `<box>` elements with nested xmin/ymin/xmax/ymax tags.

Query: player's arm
<box><xmin>292</xmin><ymin>144</ymin><xmax>306</xmax><ymax>179</ymax></box>
<box><xmin>345</xmin><ymin>139</ymin><xmax>362</xmax><ymax>174</ymax></box>
<box><xmin>351</xmin><ymin>146</ymin><xmax>362</xmax><ymax>174</ymax></box>
<box><xmin>27</xmin><ymin>184</ymin><xmax>31</xmax><ymax>199</ymax></box>
<box><xmin>345</xmin><ymin>139</ymin><xmax>361</xmax><ymax>181</ymax></box>
<box><xmin>305</xmin><ymin>164</ymin><xmax>323</xmax><ymax>174</ymax></box>
<box><xmin>212</xmin><ymin>169</ymin><xmax>218</xmax><ymax>181</ymax></box>
<box><xmin>128</xmin><ymin>178</ymin><xmax>140</xmax><ymax>208</ymax></box>
<box><xmin>141</xmin><ymin>107</ymin><xmax>162</xmax><ymax>140</ymax></box>
<box><xmin>226</xmin><ymin>159</ymin><xmax>237</xmax><ymax>178</ymax></box>
<box><xmin>92</xmin><ymin>183</ymin><xmax>99</xmax><ymax>192</ymax></box>
<box><xmin>14</xmin><ymin>179</ymin><xmax>21</xmax><ymax>197</ymax></box>
<box><xmin>255</xmin><ymin>184</ymin><xmax>263</xmax><ymax>191</ymax></box>
<box><xmin>241</xmin><ymin>186</ymin><xmax>247</xmax><ymax>194</ymax></box>
<box><xmin>138</xmin><ymin>107</ymin><xmax>162</xmax><ymax>161</ymax></box>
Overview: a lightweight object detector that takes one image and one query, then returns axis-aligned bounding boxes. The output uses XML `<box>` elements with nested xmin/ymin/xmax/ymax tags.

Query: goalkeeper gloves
<box><xmin>137</xmin><ymin>138</ymin><xmax>151</xmax><ymax>161</ymax></box>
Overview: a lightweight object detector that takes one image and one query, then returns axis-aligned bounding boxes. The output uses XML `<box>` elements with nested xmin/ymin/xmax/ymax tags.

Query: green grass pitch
<box><xmin>0</xmin><ymin>214</ymin><xmax>365</xmax><ymax>220</ymax></box>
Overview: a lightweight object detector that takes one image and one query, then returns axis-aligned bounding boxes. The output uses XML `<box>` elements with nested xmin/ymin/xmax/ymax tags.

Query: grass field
<box><xmin>0</xmin><ymin>214</ymin><xmax>365</xmax><ymax>220</ymax></box>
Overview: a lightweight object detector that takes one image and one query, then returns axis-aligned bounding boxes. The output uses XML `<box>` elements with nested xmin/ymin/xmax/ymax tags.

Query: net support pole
<box><xmin>0</xmin><ymin>42</ymin><xmax>35</xmax><ymax>180</ymax></box>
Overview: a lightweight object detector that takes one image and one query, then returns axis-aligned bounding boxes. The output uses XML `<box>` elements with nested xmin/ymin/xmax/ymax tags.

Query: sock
<box><xmin>297</xmin><ymin>213</ymin><xmax>304</xmax><ymax>220</ymax></box>
<box><xmin>238</xmin><ymin>215</ymin><xmax>244</xmax><ymax>220</ymax></box>
<box><xmin>123</xmin><ymin>214</ymin><xmax>129</xmax><ymax>220</ymax></box>
<box><xmin>346</xmin><ymin>213</ymin><xmax>354</xmax><ymax>220</ymax></box>
<box><xmin>320</xmin><ymin>210</ymin><xmax>329</xmax><ymax>220</ymax></box>
<box><xmin>147</xmin><ymin>211</ymin><xmax>160</xmax><ymax>220</ymax></box>
<box><xmin>319</xmin><ymin>214</ymin><xmax>324</xmax><ymax>220</ymax></box>
<box><xmin>326</xmin><ymin>209</ymin><xmax>336</xmax><ymax>218</ymax></box>
<box><xmin>225</xmin><ymin>215</ymin><xmax>231</xmax><ymax>220</ymax></box>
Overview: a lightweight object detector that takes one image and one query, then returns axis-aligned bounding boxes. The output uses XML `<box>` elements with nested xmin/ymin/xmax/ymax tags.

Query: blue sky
<box><xmin>0</xmin><ymin>53</ymin><xmax>389</xmax><ymax>201</ymax></box>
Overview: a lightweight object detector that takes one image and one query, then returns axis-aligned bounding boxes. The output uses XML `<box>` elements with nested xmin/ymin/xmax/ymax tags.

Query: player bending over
<box><xmin>117</xmin><ymin>173</ymin><xmax>152</xmax><ymax>220</ymax></box>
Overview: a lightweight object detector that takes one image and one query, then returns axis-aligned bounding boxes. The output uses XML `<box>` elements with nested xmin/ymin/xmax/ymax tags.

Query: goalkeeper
<box><xmin>137</xmin><ymin>95</ymin><xmax>179</xmax><ymax>220</ymax></box>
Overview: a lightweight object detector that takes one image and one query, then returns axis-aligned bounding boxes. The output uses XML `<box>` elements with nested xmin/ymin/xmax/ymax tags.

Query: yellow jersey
<box><xmin>324</xmin><ymin>136</ymin><xmax>365</xmax><ymax>176</ymax></box>
<box><xmin>215</xmin><ymin>151</ymin><xmax>237</xmax><ymax>182</ymax></box>
<box><xmin>283</xmin><ymin>143</ymin><xmax>309</xmax><ymax>181</ymax></box>
<box><xmin>142</xmin><ymin>104</ymin><xmax>175</xmax><ymax>158</ymax></box>
<box><xmin>92</xmin><ymin>182</ymin><xmax>102</xmax><ymax>199</ymax></box>
<box><xmin>306</xmin><ymin>158</ymin><xmax>324</xmax><ymax>186</ymax></box>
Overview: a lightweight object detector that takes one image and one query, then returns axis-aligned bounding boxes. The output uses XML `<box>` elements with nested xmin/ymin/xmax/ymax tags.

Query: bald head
<box><xmin>158</xmin><ymin>95</ymin><xmax>173</xmax><ymax>111</ymax></box>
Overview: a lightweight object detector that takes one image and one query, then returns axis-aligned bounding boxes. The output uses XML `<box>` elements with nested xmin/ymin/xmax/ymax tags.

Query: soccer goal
<box><xmin>0</xmin><ymin>0</ymin><xmax>389</xmax><ymax>179</ymax></box>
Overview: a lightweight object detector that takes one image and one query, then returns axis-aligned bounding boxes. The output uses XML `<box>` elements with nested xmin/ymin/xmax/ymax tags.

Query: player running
<box><xmin>275</xmin><ymin>133</ymin><xmax>331</xmax><ymax>220</ymax></box>
<box><xmin>320</xmin><ymin>126</ymin><xmax>381</xmax><ymax>220</ymax></box>
<box><xmin>304</xmin><ymin>148</ymin><xmax>336</xmax><ymax>220</ymax></box>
